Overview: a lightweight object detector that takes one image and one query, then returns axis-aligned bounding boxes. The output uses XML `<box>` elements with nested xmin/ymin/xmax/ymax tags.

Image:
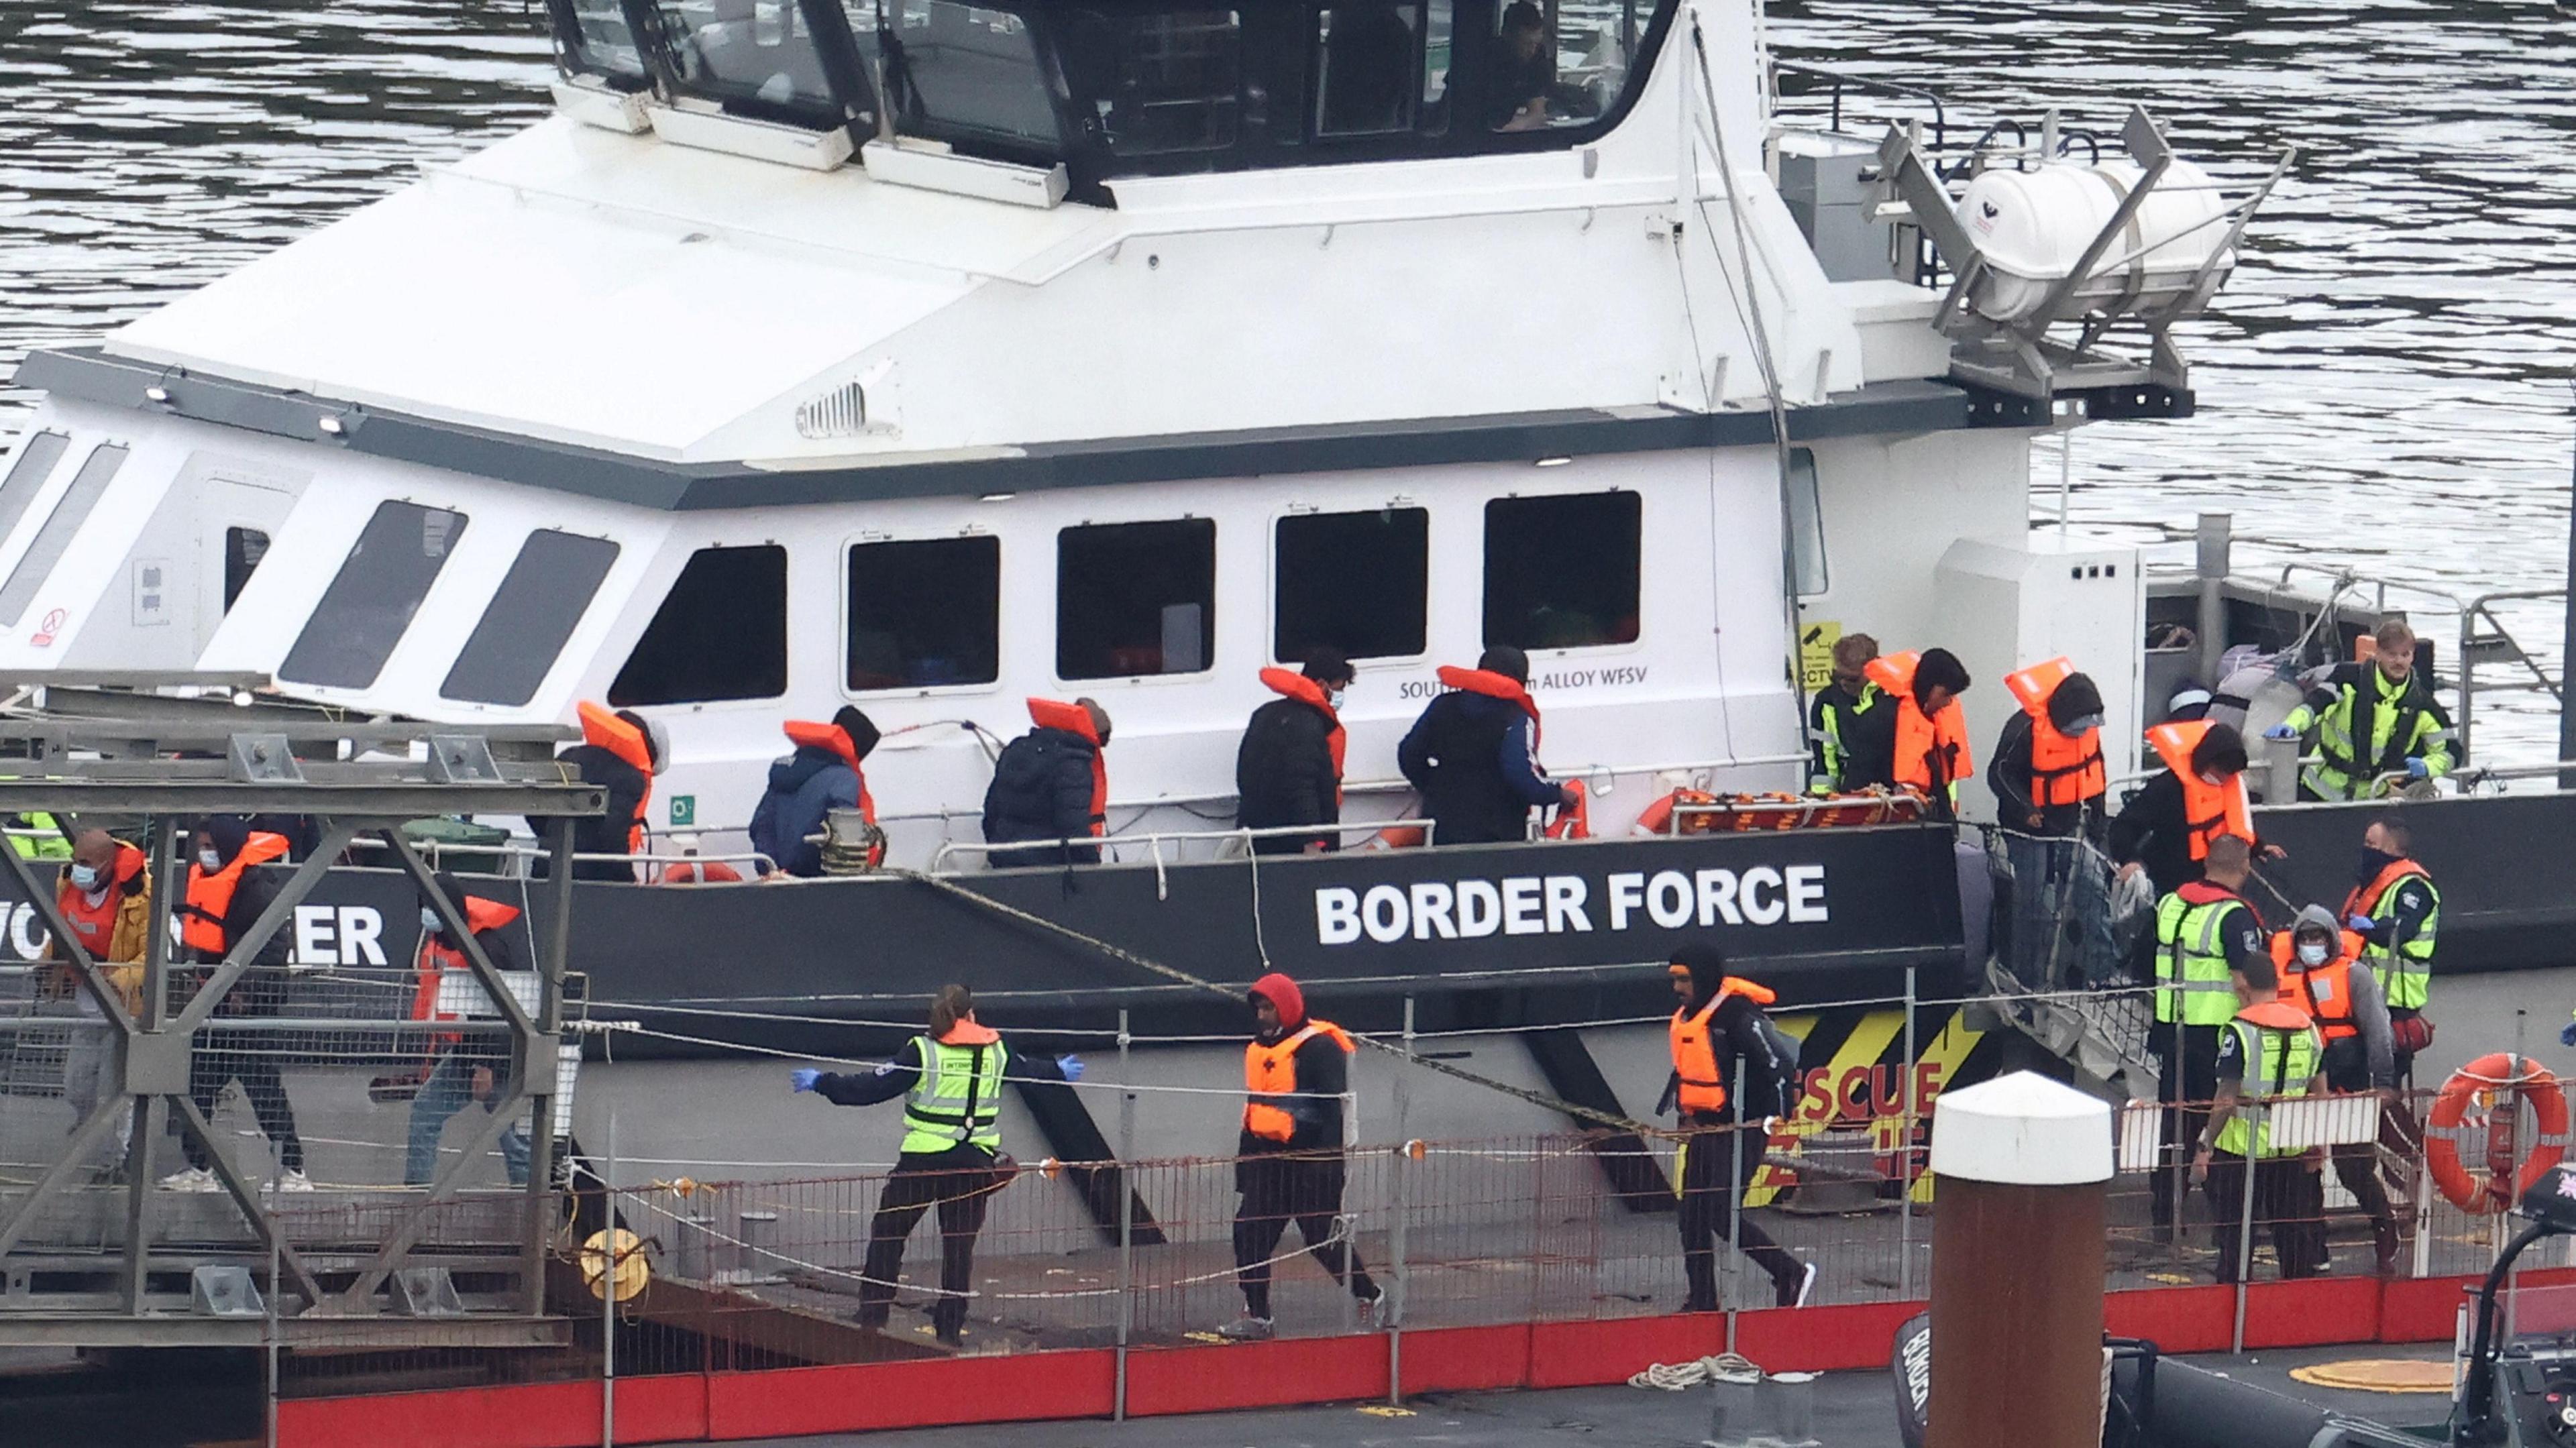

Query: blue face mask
<box><xmin>420</xmin><ymin>907</ymin><xmax>445</xmax><ymax>935</ymax></box>
<box><xmin>68</xmin><ymin>863</ymin><xmax>101</xmax><ymax>892</ymax></box>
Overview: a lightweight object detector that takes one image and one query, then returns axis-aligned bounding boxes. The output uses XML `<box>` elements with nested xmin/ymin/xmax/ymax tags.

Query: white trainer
<box><xmin>274</xmin><ymin>1168</ymin><xmax>315</xmax><ymax>1193</ymax></box>
<box><xmin>158</xmin><ymin>1166</ymin><xmax>218</xmax><ymax>1192</ymax></box>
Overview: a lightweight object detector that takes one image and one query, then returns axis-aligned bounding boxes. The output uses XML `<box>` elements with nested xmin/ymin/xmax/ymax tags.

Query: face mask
<box><xmin>2296</xmin><ymin>940</ymin><xmax>2330</xmax><ymax>967</ymax></box>
<box><xmin>420</xmin><ymin>907</ymin><xmax>445</xmax><ymax>935</ymax></box>
<box><xmin>68</xmin><ymin>863</ymin><xmax>101</xmax><ymax>892</ymax></box>
<box><xmin>1327</xmin><ymin>689</ymin><xmax>1346</xmax><ymax>712</ymax></box>
<box><xmin>2357</xmin><ymin>846</ymin><xmax>2398</xmax><ymax>883</ymax></box>
<box><xmin>2198</xmin><ymin>771</ymin><xmax>2228</xmax><ymax>787</ymax></box>
<box><xmin>2059</xmin><ymin>713</ymin><xmax>2105</xmax><ymax>734</ymax></box>
<box><xmin>197</xmin><ymin>849</ymin><xmax>223</xmax><ymax>873</ymax></box>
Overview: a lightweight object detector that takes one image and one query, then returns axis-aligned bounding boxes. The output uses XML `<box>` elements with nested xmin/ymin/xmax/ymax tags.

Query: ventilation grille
<box><xmin>794</xmin><ymin>382</ymin><xmax>869</xmax><ymax>439</ymax></box>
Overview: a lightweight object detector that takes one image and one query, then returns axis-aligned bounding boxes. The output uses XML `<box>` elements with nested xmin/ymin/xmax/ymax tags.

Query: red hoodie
<box><xmin>1250</xmin><ymin>971</ymin><xmax>1305</xmax><ymax>1031</ymax></box>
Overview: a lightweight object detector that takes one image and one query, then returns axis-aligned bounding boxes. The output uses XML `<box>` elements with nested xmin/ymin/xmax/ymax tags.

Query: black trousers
<box><xmin>858</xmin><ymin>1146</ymin><xmax>998</xmax><ymax>1341</ymax></box>
<box><xmin>181</xmin><ymin>1033</ymin><xmax>303</xmax><ymax>1173</ymax></box>
<box><xmin>2206</xmin><ymin>1150</ymin><xmax>2326</xmax><ymax>1282</ymax></box>
<box><xmin>2148</xmin><ymin>1022</ymin><xmax>2222</xmax><ymax>1232</ymax></box>
<box><xmin>1676</xmin><ymin>1121</ymin><xmax>1799</xmax><ymax>1311</ymax></box>
<box><xmin>1233</xmin><ymin>1152</ymin><xmax>1375</xmax><ymax>1319</ymax></box>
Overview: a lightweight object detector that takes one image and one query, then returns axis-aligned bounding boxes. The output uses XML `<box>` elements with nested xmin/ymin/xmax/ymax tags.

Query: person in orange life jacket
<box><xmin>790</xmin><ymin>985</ymin><xmax>1081</xmax><ymax>1345</ymax></box>
<box><xmin>1236</xmin><ymin>648</ymin><xmax>1356</xmax><ymax>856</ymax></box>
<box><xmin>1217</xmin><ymin>972</ymin><xmax>1381</xmax><ymax>1341</ymax></box>
<box><xmin>160</xmin><ymin>816</ymin><xmax>305</xmax><ymax>1192</ymax></box>
<box><xmin>545</xmin><ymin>702</ymin><xmax>667</xmax><ymax>883</ymax></box>
<box><xmin>1662</xmin><ymin>942</ymin><xmax>1815</xmax><ymax>1312</ymax></box>
<box><xmin>2191</xmin><ymin>958</ymin><xmax>2329</xmax><ymax>1282</ymax></box>
<box><xmin>1395</xmin><ymin>645</ymin><xmax>1578</xmax><ymax>846</ymax></box>
<box><xmin>749</xmin><ymin>706</ymin><xmax>880</xmax><ymax>878</ymax></box>
<box><xmin>1989</xmin><ymin>662</ymin><xmax>2112</xmax><ymax>987</ymax></box>
<box><xmin>1864</xmin><ymin>647</ymin><xmax>1973</xmax><ymax>821</ymax></box>
<box><xmin>2143</xmin><ymin>833</ymin><xmax>2269</xmax><ymax>1241</ymax></box>
<box><xmin>2272</xmin><ymin>903</ymin><xmax>2401</xmax><ymax>1275</ymax></box>
<box><xmin>403</xmin><ymin>873</ymin><xmax>533</xmax><ymax>1188</ymax></box>
<box><xmin>982</xmin><ymin>698</ymin><xmax>1112</xmax><ymax>869</ymax></box>
<box><xmin>2110</xmin><ymin>721</ymin><xmax>2286</xmax><ymax>900</ymax></box>
<box><xmin>44</xmin><ymin>831</ymin><xmax>149</xmax><ymax>1176</ymax></box>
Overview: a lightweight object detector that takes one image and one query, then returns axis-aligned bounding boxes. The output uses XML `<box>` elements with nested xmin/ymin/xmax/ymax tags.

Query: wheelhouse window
<box><xmin>1057</xmin><ymin>518</ymin><xmax>1214</xmax><ymax>679</ymax></box>
<box><xmin>223</xmin><ymin>527</ymin><xmax>270</xmax><ymax>614</ymax></box>
<box><xmin>551</xmin><ymin>0</ymin><xmax>651</xmax><ymax>85</ymax></box>
<box><xmin>1490</xmin><ymin>0</ymin><xmax>1636</xmax><ymax>133</ymax></box>
<box><xmin>653</xmin><ymin>0</ymin><xmax>846</xmax><ymax>125</ymax></box>
<box><xmin>1483</xmin><ymin>490</ymin><xmax>1639</xmax><ymax>651</ymax></box>
<box><xmin>0</xmin><ymin>444</ymin><xmax>127</xmax><ymax>629</ymax></box>
<box><xmin>1275</xmin><ymin>507</ymin><xmax>1426</xmax><ymax>662</ymax></box>
<box><xmin>847</xmin><ymin>535</ymin><xmax>1000</xmax><ymax>690</ymax></box>
<box><xmin>844</xmin><ymin>0</ymin><xmax>1067</xmax><ymax>152</ymax></box>
<box><xmin>277</xmin><ymin>501</ymin><xmax>467</xmax><ymax>689</ymax></box>
<box><xmin>1063</xmin><ymin>7</ymin><xmax>1242</xmax><ymax>154</ymax></box>
<box><xmin>442</xmin><ymin>531</ymin><xmax>623</xmax><ymax>707</ymax></box>
<box><xmin>609</xmin><ymin>545</ymin><xmax>789</xmax><ymax>706</ymax></box>
<box><xmin>0</xmin><ymin>432</ymin><xmax>70</xmax><ymax>559</ymax></box>
<box><xmin>1786</xmin><ymin>447</ymin><xmax>1828</xmax><ymax>598</ymax></box>
<box><xmin>1312</xmin><ymin>3</ymin><xmax>1438</xmax><ymax>137</ymax></box>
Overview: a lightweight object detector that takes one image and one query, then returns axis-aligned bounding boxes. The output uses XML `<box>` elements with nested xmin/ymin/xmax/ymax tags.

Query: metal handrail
<box><xmin>928</xmin><ymin>820</ymin><xmax>1440</xmax><ymax>875</ymax></box>
<box><xmin>1772</xmin><ymin>60</ymin><xmax>1947</xmax><ymax>154</ymax></box>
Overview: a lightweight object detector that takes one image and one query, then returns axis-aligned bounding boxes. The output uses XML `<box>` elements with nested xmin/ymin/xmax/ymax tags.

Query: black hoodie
<box><xmin>1658</xmin><ymin>944</ymin><xmax>1780</xmax><ymax>1123</ymax></box>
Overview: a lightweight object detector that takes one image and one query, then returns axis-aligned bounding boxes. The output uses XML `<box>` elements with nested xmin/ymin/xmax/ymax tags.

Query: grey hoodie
<box><xmin>2286</xmin><ymin>903</ymin><xmax>2394</xmax><ymax>1089</ymax></box>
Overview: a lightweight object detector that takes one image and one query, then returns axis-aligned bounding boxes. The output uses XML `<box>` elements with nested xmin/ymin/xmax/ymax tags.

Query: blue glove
<box><xmin>2345</xmin><ymin>913</ymin><xmax>2375</xmax><ymax>934</ymax></box>
<box><xmin>2405</xmin><ymin>757</ymin><xmax>2430</xmax><ymax>779</ymax></box>
<box><xmin>790</xmin><ymin>1068</ymin><xmax>822</xmax><ymax>1093</ymax></box>
<box><xmin>2561</xmin><ymin>1021</ymin><xmax>2576</xmax><ymax>1049</ymax></box>
<box><xmin>2263</xmin><ymin>724</ymin><xmax>2299</xmax><ymax>741</ymax></box>
<box><xmin>1057</xmin><ymin>1054</ymin><xmax>1085</xmax><ymax>1082</ymax></box>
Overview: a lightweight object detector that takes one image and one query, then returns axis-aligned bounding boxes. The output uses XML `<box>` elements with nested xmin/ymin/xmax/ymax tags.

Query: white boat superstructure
<box><xmin>0</xmin><ymin>0</ymin><xmax>2263</xmax><ymax>864</ymax></box>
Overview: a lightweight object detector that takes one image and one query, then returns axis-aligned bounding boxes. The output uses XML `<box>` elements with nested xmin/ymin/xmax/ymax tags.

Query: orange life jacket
<box><xmin>58</xmin><ymin>842</ymin><xmax>144</xmax><ymax>954</ymax></box>
<box><xmin>2273</xmin><ymin>931</ymin><xmax>2366</xmax><ymax>1042</ymax></box>
<box><xmin>410</xmin><ymin>896</ymin><xmax>527</xmax><ymax>1033</ymax></box>
<box><xmin>1436</xmin><ymin>665</ymin><xmax>1542</xmax><ymax>749</ymax></box>
<box><xmin>1258</xmin><ymin>667</ymin><xmax>1346</xmax><ymax>806</ymax></box>
<box><xmin>178</xmin><ymin>832</ymin><xmax>291</xmax><ymax>955</ymax></box>
<box><xmin>2144</xmin><ymin>720</ymin><xmax>2254</xmax><ymax>861</ymax></box>
<box><xmin>1243</xmin><ymin>1018</ymin><xmax>1354</xmax><ymax>1142</ymax></box>
<box><xmin>577</xmin><ymin>700</ymin><xmax>655</xmax><ymax>854</ymax></box>
<box><xmin>2237</xmin><ymin>999</ymin><xmax>2314</xmax><ymax>1033</ymax></box>
<box><xmin>1865</xmin><ymin>651</ymin><xmax>1972</xmax><ymax>797</ymax></box>
<box><xmin>1026</xmin><ymin>698</ymin><xmax>1108</xmax><ymax>837</ymax></box>
<box><xmin>782</xmin><ymin>718</ymin><xmax>880</xmax><ymax>866</ymax></box>
<box><xmin>2342</xmin><ymin>856</ymin><xmax>2430</xmax><ymax>922</ymax></box>
<box><xmin>2003</xmin><ymin>657</ymin><xmax>2106</xmax><ymax>807</ymax></box>
<box><xmin>1669</xmin><ymin>976</ymin><xmax>1777</xmax><ymax>1114</ymax></box>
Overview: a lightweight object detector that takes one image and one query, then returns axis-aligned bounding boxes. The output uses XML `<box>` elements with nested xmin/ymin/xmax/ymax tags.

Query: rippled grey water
<box><xmin>0</xmin><ymin>0</ymin><xmax>2567</xmax><ymax>754</ymax></box>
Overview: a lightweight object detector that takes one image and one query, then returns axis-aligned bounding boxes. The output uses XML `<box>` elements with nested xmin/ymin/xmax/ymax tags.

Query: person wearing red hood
<box><xmin>983</xmin><ymin>698</ymin><xmax>1112</xmax><ymax>869</ymax></box>
<box><xmin>1395</xmin><ymin>645</ymin><xmax>1578</xmax><ymax>845</ymax></box>
<box><xmin>1236</xmin><ymin>647</ymin><xmax>1356</xmax><ymax>856</ymax></box>
<box><xmin>1662</xmin><ymin>942</ymin><xmax>1814</xmax><ymax>1311</ymax></box>
<box><xmin>790</xmin><ymin>985</ymin><xmax>1081</xmax><ymax>1346</ymax></box>
<box><xmin>1218</xmin><ymin>972</ymin><xmax>1381</xmax><ymax>1340</ymax></box>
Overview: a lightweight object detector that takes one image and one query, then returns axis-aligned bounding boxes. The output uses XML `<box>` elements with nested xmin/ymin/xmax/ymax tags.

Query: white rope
<box><xmin>1629</xmin><ymin>1351</ymin><xmax>1764</xmax><ymax>1391</ymax></box>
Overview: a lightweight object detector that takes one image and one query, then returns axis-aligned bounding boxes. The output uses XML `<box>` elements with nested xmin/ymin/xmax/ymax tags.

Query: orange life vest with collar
<box><xmin>410</xmin><ymin>896</ymin><xmax>525</xmax><ymax>1034</ymax></box>
<box><xmin>1258</xmin><ymin>667</ymin><xmax>1346</xmax><ymax>806</ymax></box>
<box><xmin>1436</xmin><ymin>665</ymin><xmax>1542</xmax><ymax>749</ymax></box>
<box><xmin>2145</xmin><ymin>720</ymin><xmax>2254</xmax><ymax>861</ymax></box>
<box><xmin>577</xmin><ymin>700</ymin><xmax>654</xmax><ymax>854</ymax></box>
<box><xmin>1027</xmin><ymin>698</ymin><xmax>1108</xmax><ymax>838</ymax></box>
<box><xmin>1244</xmin><ymin>1018</ymin><xmax>1354</xmax><ymax>1141</ymax></box>
<box><xmin>179</xmin><ymin>832</ymin><xmax>290</xmax><ymax>955</ymax></box>
<box><xmin>2004</xmin><ymin>657</ymin><xmax>2106</xmax><ymax>807</ymax></box>
<box><xmin>783</xmin><ymin>718</ymin><xmax>880</xmax><ymax>865</ymax></box>
<box><xmin>2273</xmin><ymin>931</ymin><xmax>2366</xmax><ymax>1042</ymax></box>
<box><xmin>1865</xmin><ymin>652</ymin><xmax>1972</xmax><ymax>797</ymax></box>
<box><xmin>2343</xmin><ymin>856</ymin><xmax>2430</xmax><ymax>921</ymax></box>
<box><xmin>1670</xmin><ymin>976</ymin><xmax>1777</xmax><ymax>1114</ymax></box>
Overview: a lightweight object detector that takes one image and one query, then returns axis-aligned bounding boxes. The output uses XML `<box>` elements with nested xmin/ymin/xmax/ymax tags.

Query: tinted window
<box><xmin>847</xmin><ymin>0</ymin><xmax>1065</xmax><ymax>148</ymax></box>
<box><xmin>1786</xmin><ymin>448</ymin><xmax>1827</xmax><ymax>598</ymax></box>
<box><xmin>1275</xmin><ymin>508</ymin><xmax>1426</xmax><ymax>661</ymax></box>
<box><xmin>1067</xmin><ymin>7</ymin><xmax>1241</xmax><ymax>154</ymax></box>
<box><xmin>1057</xmin><ymin>518</ymin><xmax>1214</xmax><ymax>679</ymax></box>
<box><xmin>1313</xmin><ymin>3</ymin><xmax>1421</xmax><ymax>137</ymax></box>
<box><xmin>223</xmin><ymin>527</ymin><xmax>270</xmax><ymax>613</ymax></box>
<box><xmin>0</xmin><ymin>444</ymin><xmax>128</xmax><ymax>628</ymax></box>
<box><xmin>848</xmin><ymin>535</ymin><xmax>1000</xmax><ymax>690</ymax></box>
<box><xmin>557</xmin><ymin>0</ymin><xmax>650</xmax><ymax>81</ymax></box>
<box><xmin>0</xmin><ymin>432</ymin><xmax>70</xmax><ymax>557</ymax></box>
<box><xmin>1483</xmin><ymin>491</ymin><xmax>1639</xmax><ymax>650</ymax></box>
<box><xmin>1490</xmin><ymin>0</ymin><xmax>1627</xmax><ymax>133</ymax></box>
<box><xmin>608</xmin><ymin>545</ymin><xmax>788</xmax><ymax>705</ymax></box>
<box><xmin>653</xmin><ymin>0</ymin><xmax>841</xmax><ymax>123</ymax></box>
<box><xmin>278</xmin><ymin>501</ymin><xmax>468</xmax><ymax>689</ymax></box>
<box><xmin>442</xmin><ymin>531</ymin><xmax>623</xmax><ymax>707</ymax></box>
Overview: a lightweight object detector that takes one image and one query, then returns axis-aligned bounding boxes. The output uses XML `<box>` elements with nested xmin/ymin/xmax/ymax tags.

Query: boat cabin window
<box><xmin>1057</xmin><ymin>518</ymin><xmax>1214</xmax><ymax>679</ymax></box>
<box><xmin>1062</xmin><ymin>7</ymin><xmax>1242</xmax><ymax>155</ymax></box>
<box><xmin>1274</xmin><ymin>507</ymin><xmax>1427</xmax><ymax>662</ymax></box>
<box><xmin>1482</xmin><ymin>490</ymin><xmax>1639</xmax><ymax>651</ymax></box>
<box><xmin>846</xmin><ymin>534</ymin><xmax>1001</xmax><ymax>691</ymax></box>
<box><xmin>0</xmin><ymin>432</ymin><xmax>70</xmax><ymax>560</ymax></box>
<box><xmin>278</xmin><ymin>500</ymin><xmax>468</xmax><ymax>690</ymax></box>
<box><xmin>1786</xmin><ymin>447</ymin><xmax>1827</xmax><ymax>598</ymax></box>
<box><xmin>843</xmin><ymin>0</ymin><xmax>1067</xmax><ymax>154</ymax></box>
<box><xmin>550</xmin><ymin>0</ymin><xmax>653</xmax><ymax>86</ymax></box>
<box><xmin>1488</xmin><ymin>0</ymin><xmax>1631</xmax><ymax>133</ymax></box>
<box><xmin>0</xmin><ymin>444</ymin><xmax>128</xmax><ymax>629</ymax></box>
<box><xmin>223</xmin><ymin>528</ymin><xmax>270</xmax><ymax>614</ymax></box>
<box><xmin>442</xmin><ymin>531</ymin><xmax>625</xmax><ymax>708</ymax></box>
<box><xmin>609</xmin><ymin>544</ymin><xmax>790</xmax><ymax>706</ymax></box>
<box><xmin>1312</xmin><ymin>2</ymin><xmax>1444</xmax><ymax>137</ymax></box>
<box><xmin>653</xmin><ymin>0</ymin><xmax>848</xmax><ymax>127</ymax></box>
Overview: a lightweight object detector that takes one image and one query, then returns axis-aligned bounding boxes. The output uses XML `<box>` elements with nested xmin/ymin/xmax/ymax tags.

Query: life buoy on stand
<box><xmin>2424</xmin><ymin>1053</ymin><xmax>2573</xmax><ymax>1214</ymax></box>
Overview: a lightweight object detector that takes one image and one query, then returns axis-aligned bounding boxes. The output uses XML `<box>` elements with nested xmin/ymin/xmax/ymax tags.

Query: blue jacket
<box><xmin>749</xmin><ymin>746</ymin><xmax>861</xmax><ymax>877</ymax></box>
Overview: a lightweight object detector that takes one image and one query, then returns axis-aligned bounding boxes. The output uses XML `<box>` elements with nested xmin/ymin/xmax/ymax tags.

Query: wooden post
<box><xmin>1925</xmin><ymin>1071</ymin><xmax>2113</xmax><ymax>1448</ymax></box>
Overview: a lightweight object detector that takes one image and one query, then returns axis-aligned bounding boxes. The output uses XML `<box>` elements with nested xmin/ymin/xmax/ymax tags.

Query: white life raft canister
<box><xmin>1953</xmin><ymin>157</ymin><xmax>2233</xmax><ymax>324</ymax></box>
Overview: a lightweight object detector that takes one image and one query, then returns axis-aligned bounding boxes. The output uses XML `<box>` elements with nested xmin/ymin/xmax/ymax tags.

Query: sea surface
<box><xmin>0</xmin><ymin>0</ymin><xmax>2567</xmax><ymax>757</ymax></box>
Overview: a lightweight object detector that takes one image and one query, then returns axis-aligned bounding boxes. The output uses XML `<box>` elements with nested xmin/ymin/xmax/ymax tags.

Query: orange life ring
<box><xmin>2424</xmin><ymin>1053</ymin><xmax>2573</xmax><ymax>1214</ymax></box>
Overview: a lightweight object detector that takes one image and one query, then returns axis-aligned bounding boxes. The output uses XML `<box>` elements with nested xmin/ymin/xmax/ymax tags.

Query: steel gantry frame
<box><xmin>0</xmin><ymin>724</ymin><xmax>599</xmax><ymax>1339</ymax></box>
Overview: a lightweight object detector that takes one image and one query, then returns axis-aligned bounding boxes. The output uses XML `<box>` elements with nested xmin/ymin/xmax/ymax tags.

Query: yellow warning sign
<box><xmin>1799</xmin><ymin>620</ymin><xmax>1841</xmax><ymax>694</ymax></box>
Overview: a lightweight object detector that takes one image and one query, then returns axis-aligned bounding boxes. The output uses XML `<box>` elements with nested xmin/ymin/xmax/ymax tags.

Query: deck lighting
<box><xmin>979</xmin><ymin>492</ymin><xmax>1016</xmax><ymax>503</ymax></box>
<box><xmin>317</xmin><ymin>416</ymin><xmax>345</xmax><ymax>437</ymax></box>
<box><xmin>1535</xmin><ymin>456</ymin><xmax>1572</xmax><ymax>467</ymax></box>
<box><xmin>144</xmin><ymin>386</ymin><xmax>170</xmax><ymax>404</ymax></box>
